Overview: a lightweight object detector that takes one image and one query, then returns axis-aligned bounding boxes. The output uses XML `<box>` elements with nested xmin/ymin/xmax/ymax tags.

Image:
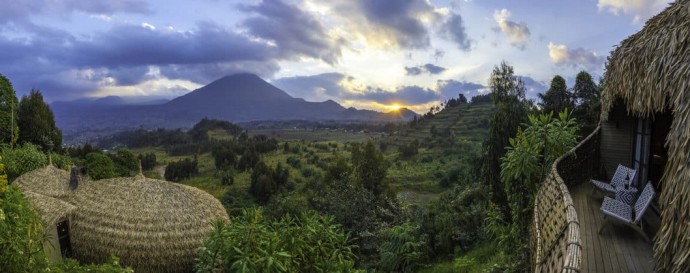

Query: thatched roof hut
<box><xmin>22</xmin><ymin>190</ymin><xmax>75</xmax><ymax>228</ymax></box>
<box><xmin>13</xmin><ymin>163</ymin><xmax>72</xmax><ymax>200</ymax></box>
<box><xmin>601</xmin><ymin>0</ymin><xmax>690</xmax><ymax>271</ymax></box>
<box><xmin>14</xmin><ymin>164</ymin><xmax>229</xmax><ymax>273</ymax></box>
<box><xmin>68</xmin><ymin>174</ymin><xmax>229</xmax><ymax>272</ymax></box>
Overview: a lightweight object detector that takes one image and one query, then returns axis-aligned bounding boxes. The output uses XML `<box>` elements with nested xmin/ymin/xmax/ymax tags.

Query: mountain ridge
<box><xmin>52</xmin><ymin>73</ymin><xmax>417</xmax><ymax>133</ymax></box>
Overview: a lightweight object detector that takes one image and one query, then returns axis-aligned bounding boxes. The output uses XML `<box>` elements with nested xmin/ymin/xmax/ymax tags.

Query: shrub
<box><xmin>195</xmin><ymin>208</ymin><xmax>360</xmax><ymax>273</ymax></box>
<box><xmin>137</xmin><ymin>152</ymin><xmax>156</xmax><ymax>171</ymax></box>
<box><xmin>1</xmin><ymin>143</ymin><xmax>46</xmax><ymax>182</ymax></box>
<box><xmin>379</xmin><ymin>223</ymin><xmax>427</xmax><ymax>273</ymax></box>
<box><xmin>110</xmin><ymin>149</ymin><xmax>138</xmax><ymax>177</ymax></box>
<box><xmin>0</xmin><ymin>185</ymin><xmax>46</xmax><ymax>272</ymax></box>
<box><xmin>85</xmin><ymin>152</ymin><xmax>116</xmax><ymax>180</ymax></box>
<box><xmin>164</xmin><ymin>158</ymin><xmax>199</xmax><ymax>182</ymax></box>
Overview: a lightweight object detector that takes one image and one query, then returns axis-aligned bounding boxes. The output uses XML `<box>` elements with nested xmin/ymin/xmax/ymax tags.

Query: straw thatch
<box><xmin>601</xmin><ymin>1</ymin><xmax>690</xmax><ymax>272</ymax></box>
<box><xmin>22</xmin><ymin>190</ymin><xmax>75</xmax><ymax>227</ymax></box>
<box><xmin>68</xmin><ymin>174</ymin><xmax>229</xmax><ymax>273</ymax></box>
<box><xmin>13</xmin><ymin>164</ymin><xmax>72</xmax><ymax>200</ymax></box>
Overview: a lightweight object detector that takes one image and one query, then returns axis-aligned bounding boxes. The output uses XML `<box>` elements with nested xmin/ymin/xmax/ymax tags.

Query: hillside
<box><xmin>391</xmin><ymin>101</ymin><xmax>494</xmax><ymax>147</ymax></box>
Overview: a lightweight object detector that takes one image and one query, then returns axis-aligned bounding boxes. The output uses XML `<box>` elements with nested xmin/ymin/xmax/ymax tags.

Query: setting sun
<box><xmin>387</xmin><ymin>104</ymin><xmax>403</xmax><ymax>112</ymax></box>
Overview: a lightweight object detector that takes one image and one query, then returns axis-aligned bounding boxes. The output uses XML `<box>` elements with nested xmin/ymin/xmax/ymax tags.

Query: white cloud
<box><xmin>548</xmin><ymin>42</ymin><xmax>605</xmax><ymax>71</ymax></box>
<box><xmin>597</xmin><ymin>0</ymin><xmax>668</xmax><ymax>23</ymax></box>
<box><xmin>493</xmin><ymin>8</ymin><xmax>530</xmax><ymax>49</ymax></box>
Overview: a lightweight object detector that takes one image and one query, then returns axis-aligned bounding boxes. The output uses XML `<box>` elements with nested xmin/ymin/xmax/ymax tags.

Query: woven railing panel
<box><xmin>531</xmin><ymin>126</ymin><xmax>600</xmax><ymax>273</ymax></box>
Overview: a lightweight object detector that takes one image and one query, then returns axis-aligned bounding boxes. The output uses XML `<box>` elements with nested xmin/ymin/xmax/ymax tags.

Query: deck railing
<box><xmin>530</xmin><ymin>126</ymin><xmax>600</xmax><ymax>273</ymax></box>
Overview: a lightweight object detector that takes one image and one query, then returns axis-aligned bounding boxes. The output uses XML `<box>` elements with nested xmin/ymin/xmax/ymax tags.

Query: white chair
<box><xmin>598</xmin><ymin>182</ymin><xmax>655</xmax><ymax>243</ymax></box>
<box><xmin>591</xmin><ymin>164</ymin><xmax>637</xmax><ymax>195</ymax></box>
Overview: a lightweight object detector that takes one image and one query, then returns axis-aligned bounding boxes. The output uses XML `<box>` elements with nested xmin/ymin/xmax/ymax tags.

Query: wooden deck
<box><xmin>572</xmin><ymin>183</ymin><xmax>657</xmax><ymax>272</ymax></box>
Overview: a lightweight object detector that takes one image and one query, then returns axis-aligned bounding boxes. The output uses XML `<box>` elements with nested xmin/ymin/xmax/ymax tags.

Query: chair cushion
<box><xmin>601</xmin><ymin>197</ymin><xmax>632</xmax><ymax>223</ymax></box>
<box><xmin>615</xmin><ymin>190</ymin><xmax>638</xmax><ymax>206</ymax></box>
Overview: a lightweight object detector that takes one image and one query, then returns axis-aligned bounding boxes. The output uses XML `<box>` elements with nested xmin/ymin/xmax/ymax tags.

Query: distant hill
<box><xmin>389</xmin><ymin>101</ymin><xmax>495</xmax><ymax>147</ymax></box>
<box><xmin>52</xmin><ymin>73</ymin><xmax>417</xmax><ymax>134</ymax></box>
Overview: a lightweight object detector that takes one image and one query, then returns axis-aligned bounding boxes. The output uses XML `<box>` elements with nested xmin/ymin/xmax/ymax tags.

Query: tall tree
<box><xmin>482</xmin><ymin>61</ymin><xmax>529</xmax><ymax>222</ymax></box>
<box><xmin>0</xmin><ymin>74</ymin><xmax>19</xmax><ymax>146</ymax></box>
<box><xmin>538</xmin><ymin>75</ymin><xmax>573</xmax><ymax>115</ymax></box>
<box><xmin>351</xmin><ymin>140</ymin><xmax>388</xmax><ymax>197</ymax></box>
<box><xmin>17</xmin><ymin>90</ymin><xmax>62</xmax><ymax>152</ymax></box>
<box><xmin>572</xmin><ymin>71</ymin><xmax>600</xmax><ymax>134</ymax></box>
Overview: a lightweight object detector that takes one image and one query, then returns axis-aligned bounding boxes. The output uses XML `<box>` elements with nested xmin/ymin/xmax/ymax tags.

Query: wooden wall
<box><xmin>599</xmin><ymin>103</ymin><xmax>634</xmax><ymax>179</ymax></box>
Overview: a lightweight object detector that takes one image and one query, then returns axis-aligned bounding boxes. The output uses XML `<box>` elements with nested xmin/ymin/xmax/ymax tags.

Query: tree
<box><xmin>538</xmin><ymin>75</ymin><xmax>573</xmax><ymax>115</ymax></box>
<box><xmin>482</xmin><ymin>61</ymin><xmax>529</xmax><ymax>222</ymax></box>
<box><xmin>138</xmin><ymin>152</ymin><xmax>157</xmax><ymax>171</ymax></box>
<box><xmin>500</xmin><ymin>110</ymin><xmax>579</xmax><ymax>270</ymax></box>
<box><xmin>164</xmin><ymin>158</ymin><xmax>198</xmax><ymax>182</ymax></box>
<box><xmin>572</xmin><ymin>71</ymin><xmax>600</xmax><ymax>134</ymax></box>
<box><xmin>0</xmin><ymin>74</ymin><xmax>19</xmax><ymax>146</ymax></box>
<box><xmin>17</xmin><ymin>90</ymin><xmax>62</xmax><ymax>152</ymax></box>
<box><xmin>110</xmin><ymin>149</ymin><xmax>138</xmax><ymax>177</ymax></box>
<box><xmin>85</xmin><ymin>152</ymin><xmax>116</xmax><ymax>180</ymax></box>
<box><xmin>351</xmin><ymin>140</ymin><xmax>388</xmax><ymax>196</ymax></box>
<box><xmin>1</xmin><ymin>143</ymin><xmax>47</xmax><ymax>182</ymax></box>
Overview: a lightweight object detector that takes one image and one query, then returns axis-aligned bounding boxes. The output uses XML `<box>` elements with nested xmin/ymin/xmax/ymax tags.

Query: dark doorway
<box><xmin>648</xmin><ymin>110</ymin><xmax>672</xmax><ymax>192</ymax></box>
<box><xmin>56</xmin><ymin>220</ymin><xmax>73</xmax><ymax>258</ymax></box>
<box><xmin>632</xmin><ymin>110</ymin><xmax>672</xmax><ymax>192</ymax></box>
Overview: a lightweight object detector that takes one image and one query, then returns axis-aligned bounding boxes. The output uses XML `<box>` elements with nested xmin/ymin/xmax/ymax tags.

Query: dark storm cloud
<box><xmin>240</xmin><ymin>0</ymin><xmax>344</xmax><ymax>64</ymax></box>
<box><xmin>405</xmin><ymin>63</ymin><xmax>447</xmax><ymax>76</ymax></box>
<box><xmin>0</xmin><ymin>21</ymin><xmax>288</xmax><ymax>99</ymax></box>
<box><xmin>70</xmin><ymin>22</ymin><xmax>275</xmax><ymax>67</ymax></box>
<box><xmin>440</xmin><ymin>13</ymin><xmax>472</xmax><ymax>51</ymax></box>
<box><xmin>0</xmin><ymin>0</ymin><xmax>150</xmax><ymax>23</ymax></box>
<box><xmin>436</xmin><ymin>79</ymin><xmax>487</xmax><ymax>100</ymax></box>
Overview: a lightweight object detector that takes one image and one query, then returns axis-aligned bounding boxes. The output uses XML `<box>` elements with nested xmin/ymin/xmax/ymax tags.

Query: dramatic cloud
<box><xmin>493</xmin><ymin>9</ymin><xmax>530</xmax><ymax>49</ymax></box>
<box><xmin>547</xmin><ymin>42</ymin><xmax>605</xmax><ymax>71</ymax></box>
<box><xmin>597</xmin><ymin>0</ymin><xmax>667</xmax><ymax>22</ymax></box>
<box><xmin>315</xmin><ymin>0</ymin><xmax>440</xmax><ymax>49</ymax></box>
<box><xmin>436</xmin><ymin>80</ymin><xmax>486</xmax><ymax>99</ymax></box>
<box><xmin>274</xmin><ymin>73</ymin><xmax>488</xmax><ymax>107</ymax></box>
<box><xmin>0</xmin><ymin>21</ymin><xmax>286</xmax><ymax>99</ymax></box>
<box><xmin>405</xmin><ymin>63</ymin><xmax>447</xmax><ymax>76</ymax></box>
<box><xmin>440</xmin><ymin>13</ymin><xmax>472</xmax><ymax>51</ymax></box>
<box><xmin>0</xmin><ymin>0</ymin><xmax>150</xmax><ymax>23</ymax></box>
<box><xmin>240</xmin><ymin>0</ymin><xmax>344</xmax><ymax>64</ymax></box>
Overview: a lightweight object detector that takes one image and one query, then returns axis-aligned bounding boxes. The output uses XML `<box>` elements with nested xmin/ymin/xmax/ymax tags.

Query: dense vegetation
<box><xmin>0</xmin><ymin>67</ymin><xmax>602</xmax><ymax>272</ymax></box>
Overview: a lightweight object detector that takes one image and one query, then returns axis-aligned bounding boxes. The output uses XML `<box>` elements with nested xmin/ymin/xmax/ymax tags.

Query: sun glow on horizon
<box><xmin>386</xmin><ymin>104</ymin><xmax>403</xmax><ymax>112</ymax></box>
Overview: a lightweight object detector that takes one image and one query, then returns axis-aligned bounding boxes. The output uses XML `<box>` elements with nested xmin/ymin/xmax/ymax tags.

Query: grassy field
<box><xmin>133</xmin><ymin>102</ymin><xmax>493</xmax><ymax>206</ymax></box>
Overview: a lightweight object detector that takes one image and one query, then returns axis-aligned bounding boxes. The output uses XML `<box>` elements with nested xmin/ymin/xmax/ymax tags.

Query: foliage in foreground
<box><xmin>195</xmin><ymin>208</ymin><xmax>361</xmax><ymax>273</ymax></box>
<box><xmin>498</xmin><ymin>110</ymin><xmax>579</xmax><ymax>270</ymax></box>
<box><xmin>1</xmin><ymin>143</ymin><xmax>47</xmax><ymax>182</ymax></box>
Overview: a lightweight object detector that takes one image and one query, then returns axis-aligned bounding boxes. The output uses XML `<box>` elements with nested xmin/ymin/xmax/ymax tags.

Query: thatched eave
<box><xmin>601</xmin><ymin>0</ymin><xmax>690</xmax><ymax>121</ymax></box>
<box><xmin>23</xmin><ymin>191</ymin><xmax>76</xmax><ymax>227</ymax></box>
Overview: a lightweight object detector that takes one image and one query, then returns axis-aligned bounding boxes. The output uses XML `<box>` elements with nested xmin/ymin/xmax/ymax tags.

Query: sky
<box><xmin>0</xmin><ymin>0</ymin><xmax>671</xmax><ymax>113</ymax></box>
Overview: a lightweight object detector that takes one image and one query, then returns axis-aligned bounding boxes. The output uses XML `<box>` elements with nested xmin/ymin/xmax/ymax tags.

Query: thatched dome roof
<box><xmin>601</xmin><ymin>1</ymin><xmax>690</xmax><ymax>271</ymax></box>
<box><xmin>23</xmin><ymin>190</ymin><xmax>76</xmax><ymax>227</ymax></box>
<box><xmin>601</xmin><ymin>0</ymin><xmax>690</xmax><ymax>120</ymax></box>
<box><xmin>68</xmin><ymin>174</ymin><xmax>229</xmax><ymax>273</ymax></box>
<box><xmin>13</xmin><ymin>164</ymin><xmax>72</xmax><ymax>200</ymax></box>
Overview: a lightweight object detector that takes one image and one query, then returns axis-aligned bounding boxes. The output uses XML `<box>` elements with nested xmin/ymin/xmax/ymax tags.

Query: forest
<box><xmin>0</xmin><ymin>62</ymin><xmax>601</xmax><ymax>272</ymax></box>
